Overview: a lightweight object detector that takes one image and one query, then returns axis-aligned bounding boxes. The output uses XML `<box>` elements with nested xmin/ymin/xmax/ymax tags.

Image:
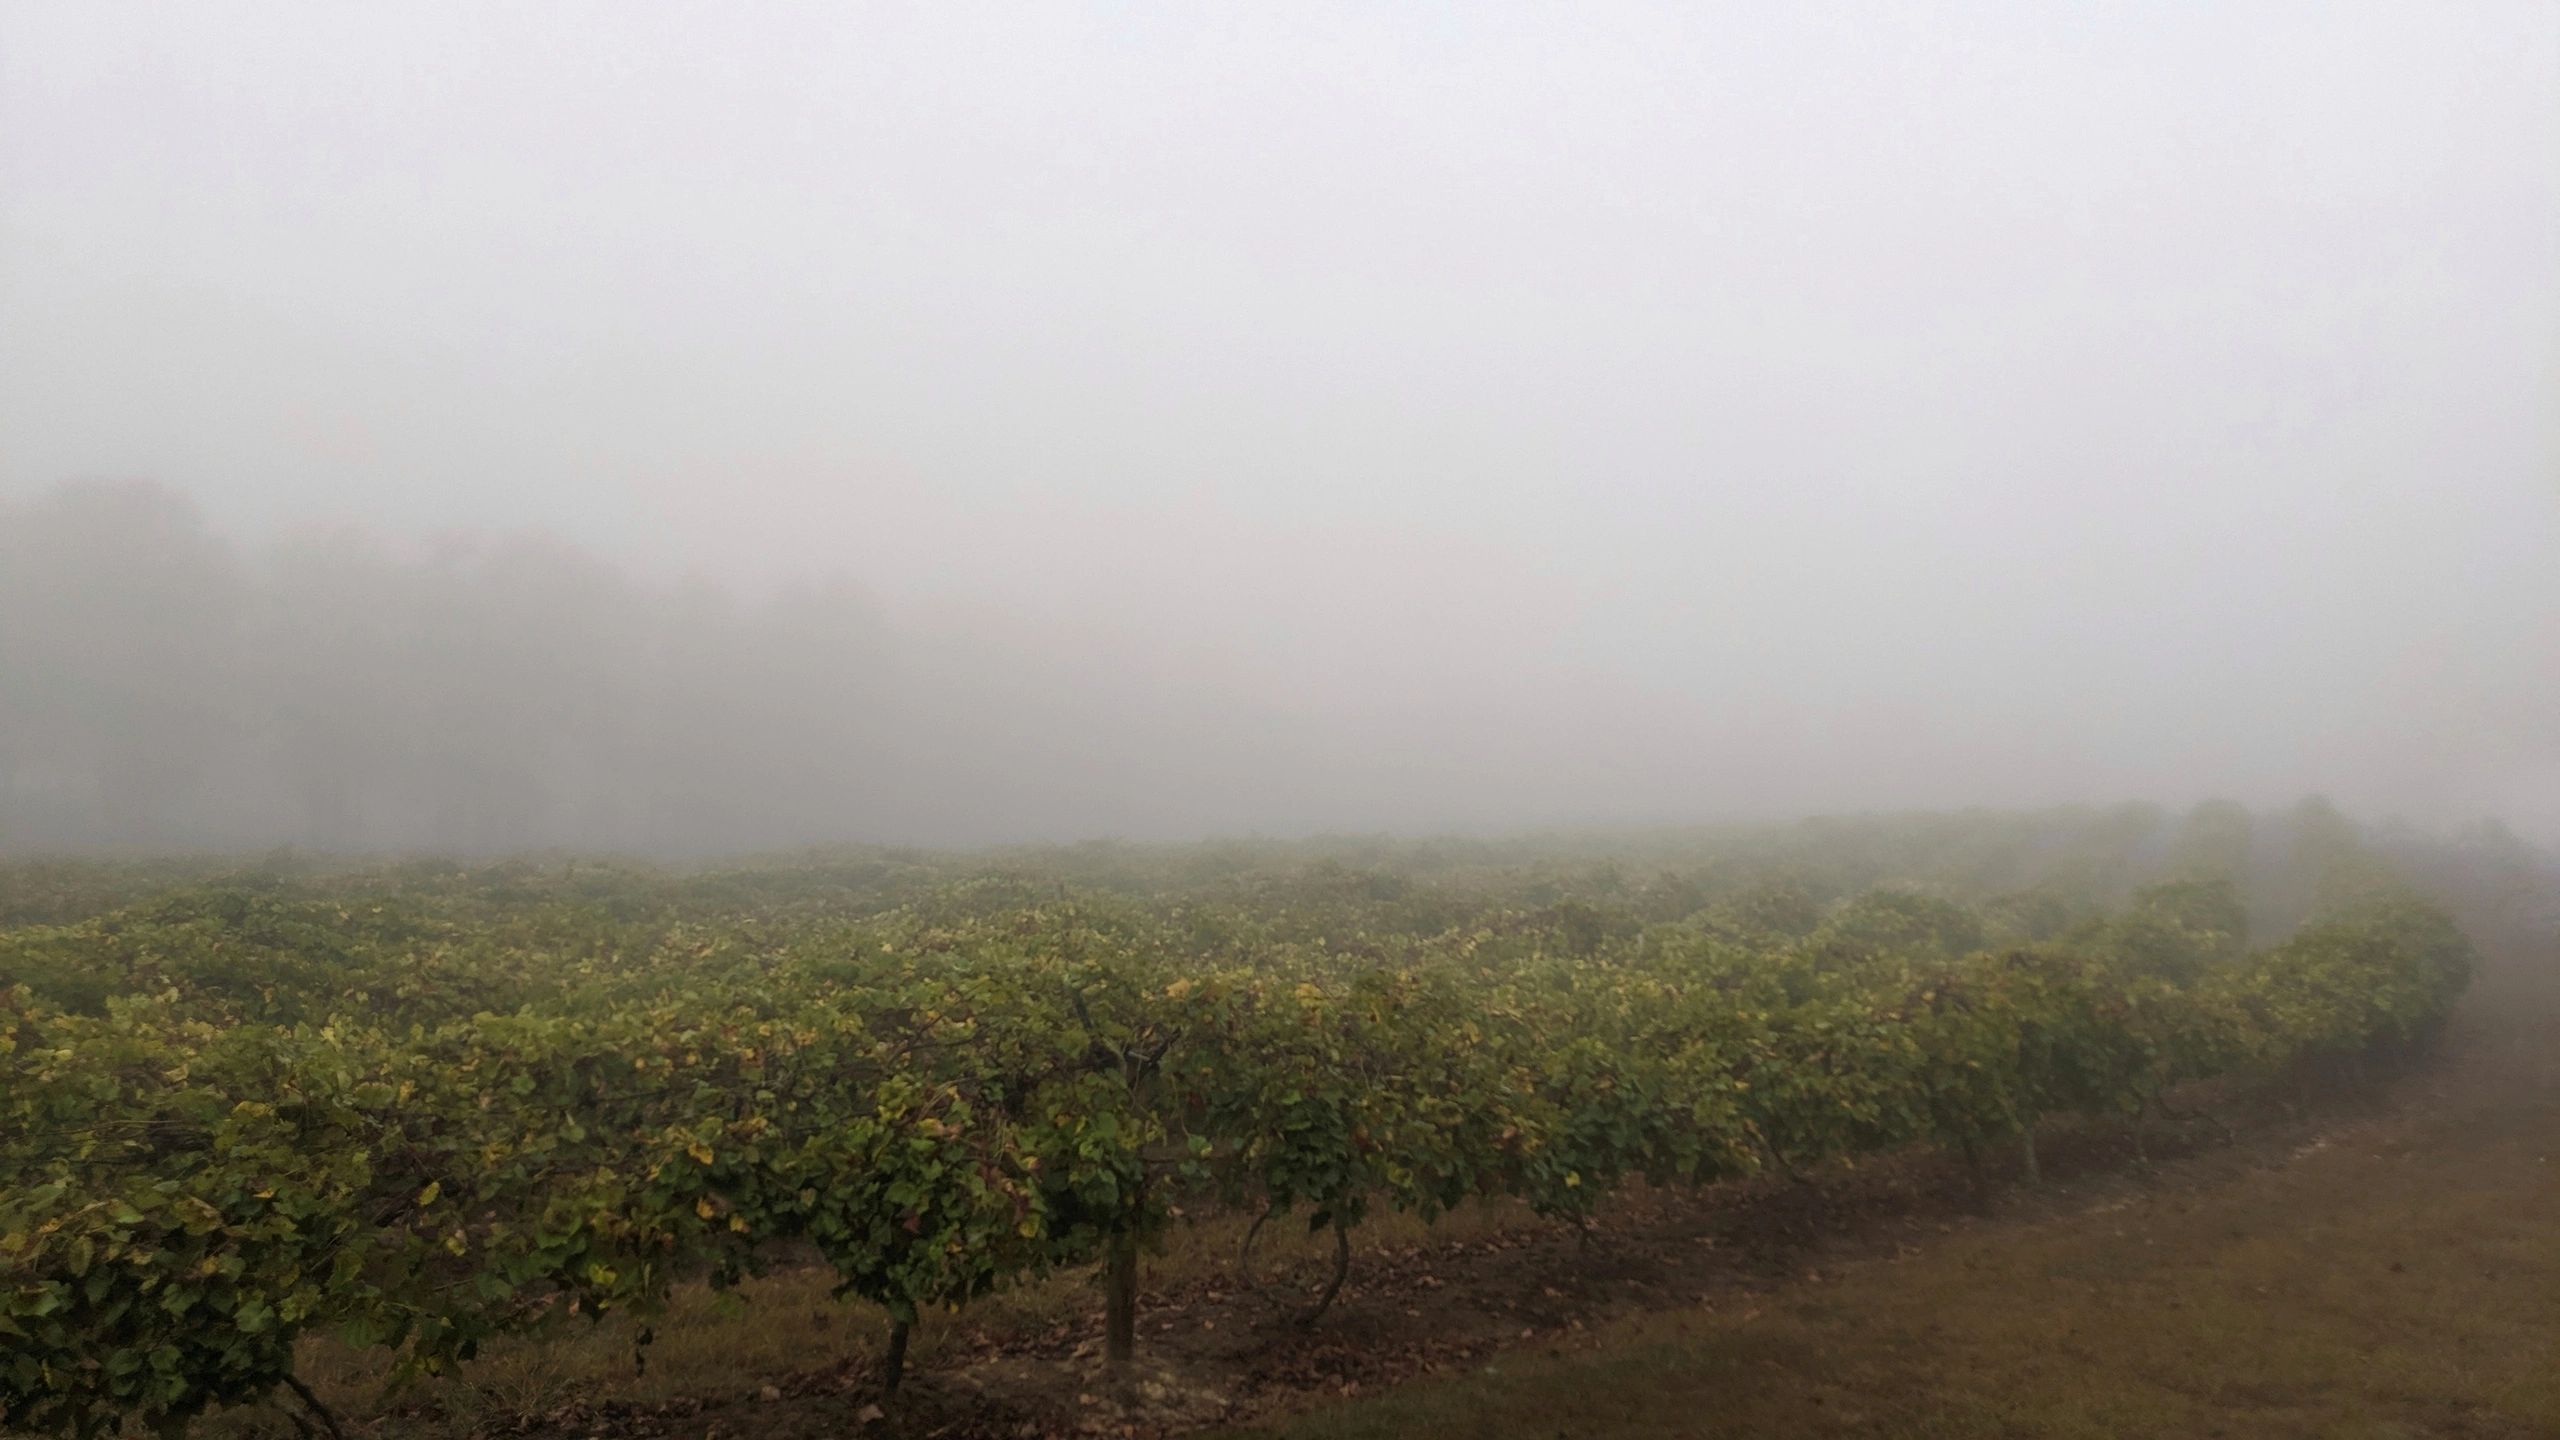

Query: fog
<box><xmin>3</xmin><ymin>2</ymin><xmax>2557</xmax><ymax>853</ymax></box>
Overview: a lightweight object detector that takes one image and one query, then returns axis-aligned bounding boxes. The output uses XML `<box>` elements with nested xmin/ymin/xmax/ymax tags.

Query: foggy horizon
<box><xmin>5</xmin><ymin>2</ymin><xmax>2558</xmax><ymax>851</ymax></box>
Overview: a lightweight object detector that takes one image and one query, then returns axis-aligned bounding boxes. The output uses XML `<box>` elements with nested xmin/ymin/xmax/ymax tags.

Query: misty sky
<box><xmin>4</xmin><ymin>2</ymin><xmax>2558</xmax><ymax>842</ymax></box>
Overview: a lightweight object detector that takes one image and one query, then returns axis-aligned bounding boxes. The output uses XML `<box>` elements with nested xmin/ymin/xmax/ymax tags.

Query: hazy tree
<box><xmin>2166</xmin><ymin>799</ymin><xmax>2255</xmax><ymax>882</ymax></box>
<box><xmin>0</xmin><ymin>481</ymin><xmax>248</xmax><ymax>847</ymax></box>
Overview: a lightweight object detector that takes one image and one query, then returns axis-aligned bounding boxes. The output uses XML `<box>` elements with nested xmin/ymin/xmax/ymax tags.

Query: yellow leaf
<box><xmin>696</xmin><ymin>1197</ymin><xmax>718</xmax><ymax>1220</ymax></box>
<box><xmin>687</xmin><ymin>1141</ymin><xmax>716</xmax><ymax>1166</ymax></box>
<box><xmin>415</xmin><ymin>1182</ymin><xmax>441</xmax><ymax>1207</ymax></box>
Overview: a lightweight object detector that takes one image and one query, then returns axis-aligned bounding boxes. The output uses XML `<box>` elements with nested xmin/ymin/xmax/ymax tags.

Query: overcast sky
<box><xmin>4</xmin><ymin>2</ymin><xmax>2557</xmax><ymax>842</ymax></box>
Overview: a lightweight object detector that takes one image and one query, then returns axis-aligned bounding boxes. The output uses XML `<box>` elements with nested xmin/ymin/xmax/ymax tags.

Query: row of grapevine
<box><xmin>1</xmin><ymin>877</ymin><xmax>2475</xmax><ymax>1437</ymax></box>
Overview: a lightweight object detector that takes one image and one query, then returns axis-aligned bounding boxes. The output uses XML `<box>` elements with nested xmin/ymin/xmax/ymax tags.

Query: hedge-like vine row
<box><xmin>1</xmin><ymin>879</ymin><xmax>2474</xmax><ymax>1437</ymax></box>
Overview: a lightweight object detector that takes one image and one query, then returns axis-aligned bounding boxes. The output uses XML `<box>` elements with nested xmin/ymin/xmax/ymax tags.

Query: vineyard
<box><xmin>0</xmin><ymin>804</ymin><xmax>2517</xmax><ymax>1439</ymax></box>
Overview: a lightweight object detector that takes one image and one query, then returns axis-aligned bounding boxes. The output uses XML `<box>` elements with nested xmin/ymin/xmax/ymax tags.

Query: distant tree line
<box><xmin>8</xmin><ymin>481</ymin><xmax>2552</xmax><ymax>862</ymax></box>
<box><xmin>0</xmin><ymin>479</ymin><xmax>1320</xmax><ymax>853</ymax></box>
